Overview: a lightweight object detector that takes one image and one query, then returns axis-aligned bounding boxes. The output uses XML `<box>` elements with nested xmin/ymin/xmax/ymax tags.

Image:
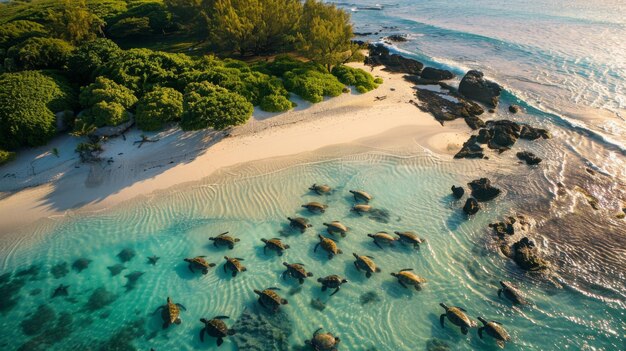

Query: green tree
<box><xmin>80</xmin><ymin>100</ymin><xmax>130</xmax><ymax>127</ymax></box>
<box><xmin>108</xmin><ymin>17</ymin><xmax>152</xmax><ymax>38</ymax></box>
<box><xmin>0</xmin><ymin>20</ymin><xmax>47</xmax><ymax>49</ymax></box>
<box><xmin>331</xmin><ymin>65</ymin><xmax>380</xmax><ymax>93</ymax></box>
<box><xmin>181</xmin><ymin>81</ymin><xmax>253</xmax><ymax>130</ymax></box>
<box><xmin>47</xmin><ymin>0</ymin><xmax>105</xmax><ymax>44</ymax></box>
<box><xmin>68</xmin><ymin>38</ymin><xmax>121</xmax><ymax>83</ymax></box>
<box><xmin>0</xmin><ymin>71</ymin><xmax>77</xmax><ymax>149</ymax></box>
<box><xmin>297</xmin><ymin>0</ymin><xmax>362</xmax><ymax>71</ymax></box>
<box><xmin>7</xmin><ymin>37</ymin><xmax>75</xmax><ymax>70</ymax></box>
<box><xmin>135</xmin><ymin>87</ymin><xmax>183</xmax><ymax>131</ymax></box>
<box><xmin>0</xmin><ymin>149</ymin><xmax>16</xmax><ymax>166</ymax></box>
<box><xmin>79</xmin><ymin>76</ymin><xmax>138</xmax><ymax>109</ymax></box>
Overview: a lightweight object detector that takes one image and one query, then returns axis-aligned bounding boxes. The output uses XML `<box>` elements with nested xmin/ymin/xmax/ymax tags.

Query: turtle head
<box><xmin>318</xmin><ymin>234</ymin><xmax>324</xmax><ymax>240</ymax></box>
<box><xmin>200</xmin><ymin>318</ymin><xmax>208</xmax><ymax>324</ymax></box>
<box><xmin>349</xmin><ymin>190</ymin><xmax>355</xmax><ymax>194</ymax></box>
<box><xmin>477</xmin><ymin>316</ymin><xmax>488</xmax><ymax>325</ymax></box>
<box><xmin>367</xmin><ymin>233</ymin><xmax>374</xmax><ymax>238</ymax></box>
<box><xmin>317</xmin><ymin>277</ymin><xmax>323</xmax><ymax>283</ymax></box>
<box><xmin>390</xmin><ymin>272</ymin><xmax>398</xmax><ymax>277</ymax></box>
<box><xmin>167</xmin><ymin>297</ymin><xmax>172</xmax><ymax>303</ymax></box>
<box><xmin>183</xmin><ymin>258</ymin><xmax>191</xmax><ymax>263</ymax></box>
<box><xmin>499</xmin><ymin>280</ymin><xmax>508</xmax><ymax>287</ymax></box>
<box><xmin>341</xmin><ymin>279</ymin><xmax>348</xmax><ymax>283</ymax></box>
<box><xmin>253</xmin><ymin>289</ymin><xmax>261</xmax><ymax>295</ymax></box>
<box><xmin>322</xmin><ymin>222</ymin><xmax>329</xmax><ymax>226</ymax></box>
<box><xmin>261</xmin><ymin>238</ymin><xmax>268</xmax><ymax>243</ymax></box>
<box><xmin>287</xmin><ymin>217</ymin><xmax>292</xmax><ymax>221</ymax></box>
<box><xmin>282</xmin><ymin>262</ymin><xmax>289</xmax><ymax>267</ymax></box>
<box><xmin>209</xmin><ymin>237</ymin><xmax>215</xmax><ymax>241</ymax></box>
<box><xmin>352</xmin><ymin>253</ymin><xmax>359</xmax><ymax>258</ymax></box>
<box><xmin>394</xmin><ymin>231</ymin><xmax>401</xmax><ymax>235</ymax></box>
<box><xmin>439</xmin><ymin>302</ymin><xmax>448</xmax><ymax>310</ymax></box>
<box><xmin>224</xmin><ymin>256</ymin><xmax>229</xmax><ymax>260</ymax></box>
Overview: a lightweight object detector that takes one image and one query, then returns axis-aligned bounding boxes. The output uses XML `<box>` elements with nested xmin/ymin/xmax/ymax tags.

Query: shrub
<box><xmin>80</xmin><ymin>101</ymin><xmax>130</xmax><ymax>128</ymax></box>
<box><xmin>374</xmin><ymin>77</ymin><xmax>383</xmax><ymax>84</ymax></box>
<box><xmin>79</xmin><ymin>76</ymin><xmax>137</xmax><ymax>109</ymax></box>
<box><xmin>135</xmin><ymin>87</ymin><xmax>183</xmax><ymax>131</ymax></box>
<box><xmin>331</xmin><ymin>65</ymin><xmax>380</xmax><ymax>93</ymax></box>
<box><xmin>108</xmin><ymin>17</ymin><xmax>152</xmax><ymax>38</ymax></box>
<box><xmin>0</xmin><ymin>71</ymin><xmax>77</xmax><ymax>149</ymax></box>
<box><xmin>0</xmin><ymin>20</ymin><xmax>47</xmax><ymax>49</ymax></box>
<box><xmin>283</xmin><ymin>69</ymin><xmax>345</xmax><ymax>103</ymax></box>
<box><xmin>260</xmin><ymin>94</ymin><xmax>295</xmax><ymax>112</ymax></box>
<box><xmin>181</xmin><ymin>82</ymin><xmax>253</xmax><ymax>130</ymax></box>
<box><xmin>0</xmin><ymin>149</ymin><xmax>16</xmax><ymax>166</ymax></box>
<box><xmin>7</xmin><ymin>37</ymin><xmax>75</xmax><ymax>70</ymax></box>
<box><xmin>68</xmin><ymin>39</ymin><xmax>121</xmax><ymax>82</ymax></box>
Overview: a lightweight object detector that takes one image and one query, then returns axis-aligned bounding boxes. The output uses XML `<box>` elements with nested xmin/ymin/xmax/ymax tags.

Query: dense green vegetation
<box><xmin>0</xmin><ymin>0</ymin><xmax>380</xmax><ymax>160</ymax></box>
<box><xmin>0</xmin><ymin>149</ymin><xmax>16</xmax><ymax>166</ymax></box>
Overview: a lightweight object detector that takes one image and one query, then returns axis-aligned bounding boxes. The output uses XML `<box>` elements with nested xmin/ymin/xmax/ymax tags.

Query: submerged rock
<box><xmin>232</xmin><ymin>307</ymin><xmax>292</xmax><ymax>351</ymax></box>
<box><xmin>50</xmin><ymin>262</ymin><xmax>69</xmax><ymax>279</ymax></box>
<box><xmin>310</xmin><ymin>298</ymin><xmax>326</xmax><ymax>311</ymax></box>
<box><xmin>468</xmin><ymin>178</ymin><xmax>501</xmax><ymax>202</ymax></box>
<box><xmin>72</xmin><ymin>258</ymin><xmax>92</xmax><ymax>273</ymax></box>
<box><xmin>420</xmin><ymin>67</ymin><xmax>454</xmax><ymax>81</ymax></box>
<box><xmin>85</xmin><ymin>287</ymin><xmax>117</xmax><ymax>311</ymax></box>
<box><xmin>463</xmin><ymin>198</ymin><xmax>480</xmax><ymax>215</ymax></box>
<box><xmin>426</xmin><ymin>338</ymin><xmax>451</xmax><ymax>351</ymax></box>
<box><xmin>517</xmin><ymin>151</ymin><xmax>542</xmax><ymax>165</ymax></box>
<box><xmin>508</xmin><ymin>104</ymin><xmax>521</xmax><ymax>113</ymax></box>
<box><xmin>96</xmin><ymin>319</ymin><xmax>145</xmax><ymax>351</ymax></box>
<box><xmin>15</xmin><ymin>265</ymin><xmax>41</xmax><ymax>279</ymax></box>
<box><xmin>360</xmin><ymin>291</ymin><xmax>381</xmax><ymax>305</ymax></box>
<box><xmin>107</xmin><ymin>264</ymin><xmax>126</xmax><ymax>276</ymax></box>
<box><xmin>124</xmin><ymin>271</ymin><xmax>144</xmax><ymax>291</ymax></box>
<box><xmin>458</xmin><ymin>70</ymin><xmax>502</xmax><ymax>107</ymax></box>
<box><xmin>0</xmin><ymin>276</ymin><xmax>25</xmax><ymax>313</ymax></box>
<box><xmin>451</xmin><ymin>185</ymin><xmax>465</xmax><ymax>199</ymax></box>
<box><xmin>21</xmin><ymin>304</ymin><xmax>56</xmax><ymax>336</ymax></box>
<box><xmin>18</xmin><ymin>311</ymin><xmax>73</xmax><ymax>351</ymax></box>
<box><xmin>117</xmin><ymin>248</ymin><xmax>136</xmax><ymax>263</ymax></box>
<box><xmin>51</xmin><ymin>284</ymin><xmax>69</xmax><ymax>298</ymax></box>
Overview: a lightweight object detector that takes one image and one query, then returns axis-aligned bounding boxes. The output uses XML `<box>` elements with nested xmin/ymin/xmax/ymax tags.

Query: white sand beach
<box><xmin>0</xmin><ymin>64</ymin><xmax>470</xmax><ymax>237</ymax></box>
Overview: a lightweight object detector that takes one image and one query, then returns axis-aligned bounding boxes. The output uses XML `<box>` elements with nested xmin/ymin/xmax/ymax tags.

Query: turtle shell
<box><xmin>304</xmin><ymin>202</ymin><xmax>327</xmax><ymax>210</ymax></box>
<box><xmin>395</xmin><ymin>231</ymin><xmax>423</xmax><ymax>244</ymax></box>
<box><xmin>225</xmin><ymin>257</ymin><xmax>244</xmax><ymax>272</ymax></box>
<box><xmin>398</xmin><ymin>271</ymin><xmax>426</xmax><ymax>285</ymax></box>
<box><xmin>447</xmin><ymin>307</ymin><xmax>474</xmax><ymax>328</ymax></box>
<box><xmin>266</xmin><ymin>238</ymin><xmax>287</xmax><ymax>250</ymax></box>
<box><xmin>320</xmin><ymin>237</ymin><xmax>339</xmax><ymax>254</ymax></box>
<box><xmin>350</xmin><ymin>190</ymin><xmax>372</xmax><ymax>201</ymax></box>
<box><xmin>214</xmin><ymin>234</ymin><xmax>236</xmax><ymax>244</ymax></box>
<box><xmin>289</xmin><ymin>217</ymin><xmax>310</xmax><ymax>229</ymax></box>
<box><xmin>312</xmin><ymin>332</ymin><xmax>338</xmax><ymax>350</ymax></box>
<box><xmin>190</xmin><ymin>257</ymin><xmax>212</xmax><ymax>268</ymax></box>
<box><xmin>371</xmin><ymin>232</ymin><xmax>395</xmax><ymax>242</ymax></box>
<box><xmin>355</xmin><ymin>255</ymin><xmax>377</xmax><ymax>272</ymax></box>
<box><xmin>165</xmin><ymin>299</ymin><xmax>179</xmax><ymax>324</ymax></box>
<box><xmin>286</xmin><ymin>264</ymin><xmax>308</xmax><ymax>278</ymax></box>
<box><xmin>311</xmin><ymin>184</ymin><xmax>331</xmax><ymax>194</ymax></box>
<box><xmin>206</xmin><ymin>319</ymin><xmax>229</xmax><ymax>338</ymax></box>
<box><xmin>320</xmin><ymin>275</ymin><xmax>343</xmax><ymax>288</ymax></box>
<box><xmin>486</xmin><ymin>322</ymin><xmax>510</xmax><ymax>342</ymax></box>
<box><xmin>325</xmin><ymin>221</ymin><xmax>347</xmax><ymax>232</ymax></box>
<box><xmin>260</xmin><ymin>289</ymin><xmax>284</xmax><ymax>306</ymax></box>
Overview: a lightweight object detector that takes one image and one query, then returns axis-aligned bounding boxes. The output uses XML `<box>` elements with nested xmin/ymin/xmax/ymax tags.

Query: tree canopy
<box><xmin>47</xmin><ymin>0</ymin><xmax>105</xmax><ymax>44</ymax></box>
<box><xmin>7</xmin><ymin>37</ymin><xmax>75</xmax><ymax>70</ymax></box>
<box><xmin>181</xmin><ymin>81</ymin><xmax>253</xmax><ymax>130</ymax></box>
<box><xmin>79</xmin><ymin>76</ymin><xmax>138</xmax><ymax>109</ymax></box>
<box><xmin>135</xmin><ymin>86</ymin><xmax>183</xmax><ymax>131</ymax></box>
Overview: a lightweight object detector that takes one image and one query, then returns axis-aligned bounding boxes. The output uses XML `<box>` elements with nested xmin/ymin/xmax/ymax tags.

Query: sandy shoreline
<box><xmin>0</xmin><ymin>63</ymin><xmax>470</xmax><ymax>236</ymax></box>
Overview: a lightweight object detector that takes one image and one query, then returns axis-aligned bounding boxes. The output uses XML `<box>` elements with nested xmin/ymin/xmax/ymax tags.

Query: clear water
<box><xmin>0</xmin><ymin>150</ymin><xmax>624</xmax><ymax>350</ymax></box>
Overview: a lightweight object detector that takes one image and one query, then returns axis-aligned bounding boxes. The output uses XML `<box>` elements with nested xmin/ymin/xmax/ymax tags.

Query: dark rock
<box><xmin>17</xmin><ymin>312</ymin><xmax>73</xmax><ymax>351</ymax></box>
<box><xmin>421</xmin><ymin>67</ymin><xmax>454</xmax><ymax>81</ymax></box>
<box><xmin>353</xmin><ymin>32</ymin><xmax>373</xmax><ymax>36</ymax></box>
<box><xmin>485</xmin><ymin>120</ymin><xmax>521</xmax><ymax>151</ymax></box>
<box><xmin>464</xmin><ymin>115</ymin><xmax>486</xmax><ymax>130</ymax></box>
<box><xmin>50</xmin><ymin>262</ymin><xmax>69</xmax><ymax>279</ymax></box>
<box><xmin>387</xmin><ymin>34</ymin><xmax>408</xmax><ymax>42</ymax></box>
<box><xmin>458</xmin><ymin>70</ymin><xmax>502</xmax><ymax>107</ymax></box>
<box><xmin>454</xmin><ymin>136</ymin><xmax>485</xmax><ymax>159</ymax></box>
<box><xmin>72</xmin><ymin>258</ymin><xmax>92</xmax><ymax>273</ymax></box>
<box><xmin>85</xmin><ymin>287</ymin><xmax>117</xmax><ymax>311</ymax></box>
<box><xmin>413</xmin><ymin>88</ymin><xmax>484</xmax><ymax>129</ymax></box>
<box><xmin>476</xmin><ymin>128</ymin><xmax>492</xmax><ymax>143</ymax></box>
<box><xmin>488</xmin><ymin>220</ymin><xmax>515</xmax><ymax>237</ymax></box>
<box><xmin>516</xmin><ymin>151</ymin><xmax>542</xmax><ymax>165</ymax></box>
<box><xmin>0</xmin><ymin>276</ymin><xmax>25</xmax><ymax>313</ymax></box>
<box><xmin>117</xmin><ymin>248</ymin><xmax>136</xmax><ymax>263</ymax></box>
<box><xmin>519</xmin><ymin>124</ymin><xmax>551</xmax><ymax>140</ymax></box>
<box><xmin>360</xmin><ymin>291</ymin><xmax>381</xmax><ymax>305</ymax></box>
<box><xmin>366</xmin><ymin>44</ymin><xmax>423</xmax><ymax>74</ymax></box>
<box><xmin>451</xmin><ymin>185</ymin><xmax>465</xmax><ymax>199</ymax></box>
<box><xmin>463</xmin><ymin>198</ymin><xmax>480</xmax><ymax>215</ymax></box>
<box><xmin>508</xmin><ymin>105</ymin><xmax>521</xmax><ymax>113</ymax></box>
<box><xmin>468</xmin><ymin>178</ymin><xmax>501</xmax><ymax>202</ymax></box>
<box><xmin>508</xmin><ymin>237</ymin><xmax>550</xmax><ymax>271</ymax></box>
<box><xmin>96</xmin><ymin>319</ymin><xmax>145</xmax><ymax>351</ymax></box>
<box><xmin>488</xmin><ymin>108</ymin><xmax>495</xmax><ymax>113</ymax></box>
<box><xmin>232</xmin><ymin>307</ymin><xmax>292</xmax><ymax>351</ymax></box>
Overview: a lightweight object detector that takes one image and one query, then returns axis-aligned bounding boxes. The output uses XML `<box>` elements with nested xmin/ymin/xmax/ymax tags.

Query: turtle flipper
<box><xmin>461</xmin><ymin>326</ymin><xmax>468</xmax><ymax>335</ymax></box>
<box><xmin>162</xmin><ymin>321</ymin><xmax>169</xmax><ymax>329</ymax></box>
<box><xmin>200</xmin><ymin>328</ymin><xmax>205</xmax><ymax>342</ymax></box>
<box><xmin>497</xmin><ymin>340</ymin><xmax>505</xmax><ymax>349</ymax></box>
<box><xmin>399</xmin><ymin>281</ymin><xmax>408</xmax><ymax>289</ymax></box>
<box><xmin>223</xmin><ymin>264</ymin><xmax>227</xmax><ymax>273</ymax></box>
<box><xmin>314</xmin><ymin>243</ymin><xmax>320</xmax><ymax>252</ymax></box>
<box><xmin>258</xmin><ymin>298</ymin><xmax>267</xmax><ymax>309</ymax></box>
<box><xmin>232</xmin><ymin>271</ymin><xmax>237</xmax><ymax>277</ymax></box>
<box><xmin>281</xmin><ymin>271</ymin><xmax>287</xmax><ymax>280</ymax></box>
<box><xmin>478</xmin><ymin>327</ymin><xmax>484</xmax><ymax>339</ymax></box>
<box><xmin>177</xmin><ymin>303</ymin><xmax>187</xmax><ymax>311</ymax></box>
<box><xmin>439</xmin><ymin>314</ymin><xmax>446</xmax><ymax>328</ymax></box>
<box><xmin>153</xmin><ymin>305</ymin><xmax>164</xmax><ymax>314</ymax></box>
<box><xmin>497</xmin><ymin>288</ymin><xmax>502</xmax><ymax>298</ymax></box>
<box><xmin>299</xmin><ymin>278</ymin><xmax>304</xmax><ymax>284</ymax></box>
<box><xmin>331</xmin><ymin>287</ymin><xmax>340</xmax><ymax>296</ymax></box>
<box><xmin>217</xmin><ymin>337</ymin><xmax>224</xmax><ymax>346</ymax></box>
<box><xmin>353</xmin><ymin>261</ymin><xmax>360</xmax><ymax>271</ymax></box>
<box><xmin>228</xmin><ymin>328</ymin><xmax>236</xmax><ymax>336</ymax></box>
<box><xmin>366</xmin><ymin>272</ymin><xmax>372</xmax><ymax>278</ymax></box>
<box><xmin>374</xmin><ymin>241</ymin><xmax>383</xmax><ymax>249</ymax></box>
<box><xmin>229</xmin><ymin>244</ymin><xmax>234</xmax><ymax>250</ymax></box>
<box><xmin>188</xmin><ymin>264</ymin><xmax>194</xmax><ymax>273</ymax></box>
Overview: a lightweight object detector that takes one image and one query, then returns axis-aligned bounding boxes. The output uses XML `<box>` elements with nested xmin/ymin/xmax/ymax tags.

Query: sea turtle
<box><xmin>72</xmin><ymin>258</ymin><xmax>92</xmax><ymax>273</ymax></box>
<box><xmin>288</xmin><ymin>217</ymin><xmax>312</xmax><ymax>233</ymax></box>
<box><xmin>282</xmin><ymin>262</ymin><xmax>313</xmax><ymax>284</ymax></box>
<box><xmin>394</xmin><ymin>231</ymin><xmax>425</xmax><ymax>249</ymax></box>
<box><xmin>309</xmin><ymin>184</ymin><xmax>332</xmax><ymax>195</ymax></box>
<box><xmin>305</xmin><ymin>327</ymin><xmax>340</xmax><ymax>351</ymax></box>
<box><xmin>209</xmin><ymin>232</ymin><xmax>240</xmax><ymax>249</ymax></box>
<box><xmin>223</xmin><ymin>256</ymin><xmax>246</xmax><ymax>277</ymax></box>
<box><xmin>439</xmin><ymin>303</ymin><xmax>476</xmax><ymax>335</ymax></box>
<box><xmin>367</xmin><ymin>231</ymin><xmax>397</xmax><ymax>249</ymax></box>
<box><xmin>317</xmin><ymin>275</ymin><xmax>348</xmax><ymax>296</ymax></box>
<box><xmin>302</xmin><ymin>202</ymin><xmax>328</xmax><ymax>213</ymax></box>
<box><xmin>498</xmin><ymin>281</ymin><xmax>528</xmax><ymax>305</ymax></box>
<box><xmin>478</xmin><ymin>317</ymin><xmax>511</xmax><ymax>349</ymax></box>
<box><xmin>154</xmin><ymin>297</ymin><xmax>186</xmax><ymax>329</ymax></box>
<box><xmin>314</xmin><ymin>235</ymin><xmax>343</xmax><ymax>259</ymax></box>
<box><xmin>254</xmin><ymin>287</ymin><xmax>288</xmax><ymax>312</ymax></box>
<box><xmin>199</xmin><ymin>316</ymin><xmax>236</xmax><ymax>346</ymax></box>
<box><xmin>323</xmin><ymin>221</ymin><xmax>349</xmax><ymax>237</ymax></box>
<box><xmin>184</xmin><ymin>256</ymin><xmax>216</xmax><ymax>274</ymax></box>
<box><xmin>261</xmin><ymin>238</ymin><xmax>290</xmax><ymax>256</ymax></box>
<box><xmin>351</xmin><ymin>204</ymin><xmax>372</xmax><ymax>215</ymax></box>
<box><xmin>147</xmin><ymin>255</ymin><xmax>160</xmax><ymax>265</ymax></box>
<box><xmin>390</xmin><ymin>269</ymin><xmax>426</xmax><ymax>290</ymax></box>
<box><xmin>349</xmin><ymin>190</ymin><xmax>372</xmax><ymax>203</ymax></box>
<box><xmin>117</xmin><ymin>248</ymin><xmax>136</xmax><ymax>262</ymax></box>
<box><xmin>51</xmin><ymin>284</ymin><xmax>69</xmax><ymax>299</ymax></box>
<box><xmin>353</xmin><ymin>253</ymin><xmax>381</xmax><ymax>278</ymax></box>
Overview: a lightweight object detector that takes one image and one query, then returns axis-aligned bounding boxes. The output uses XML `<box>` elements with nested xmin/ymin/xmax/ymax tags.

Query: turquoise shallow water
<box><xmin>0</xmin><ymin>150</ymin><xmax>623</xmax><ymax>350</ymax></box>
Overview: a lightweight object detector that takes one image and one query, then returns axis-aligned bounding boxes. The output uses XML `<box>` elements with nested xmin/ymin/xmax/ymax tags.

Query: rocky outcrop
<box><xmin>454</xmin><ymin>135</ymin><xmax>485</xmax><ymax>159</ymax></box>
<box><xmin>489</xmin><ymin>218</ymin><xmax>515</xmax><ymax>237</ymax></box>
<box><xmin>508</xmin><ymin>105</ymin><xmax>521</xmax><ymax>113</ymax></box>
<box><xmin>387</xmin><ymin>34</ymin><xmax>408</xmax><ymax>42</ymax></box>
<box><xmin>468</xmin><ymin>178</ymin><xmax>501</xmax><ymax>202</ymax></box>
<box><xmin>459</xmin><ymin>70</ymin><xmax>502</xmax><ymax>107</ymax></box>
<box><xmin>516</xmin><ymin>151</ymin><xmax>542</xmax><ymax>165</ymax></box>
<box><xmin>232</xmin><ymin>308</ymin><xmax>292</xmax><ymax>351</ymax></box>
<box><xmin>420</xmin><ymin>67</ymin><xmax>454</xmax><ymax>81</ymax></box>
<box><xmin>463</xmin><ymin>198</ymin><xmax>480</xmax><ymax>215</ymax></box>
<box><xmin>412</xmin><ymin>87</ymin><xmax>485</xmax><ymax>129</ymax></box>
<box><xmin>366</xmin><ymin>44</ymin><xmax>423</xmax><ymax>74</ymax></box>
<box><xmin>502</xmin><ymin>237</ymin><xmax>550</xmax><ymax>271</ymax></box>
<box><xmin>451</xmin><ymin>185</ymin><xmax>465</xmax><ymax>199</ymax></box>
